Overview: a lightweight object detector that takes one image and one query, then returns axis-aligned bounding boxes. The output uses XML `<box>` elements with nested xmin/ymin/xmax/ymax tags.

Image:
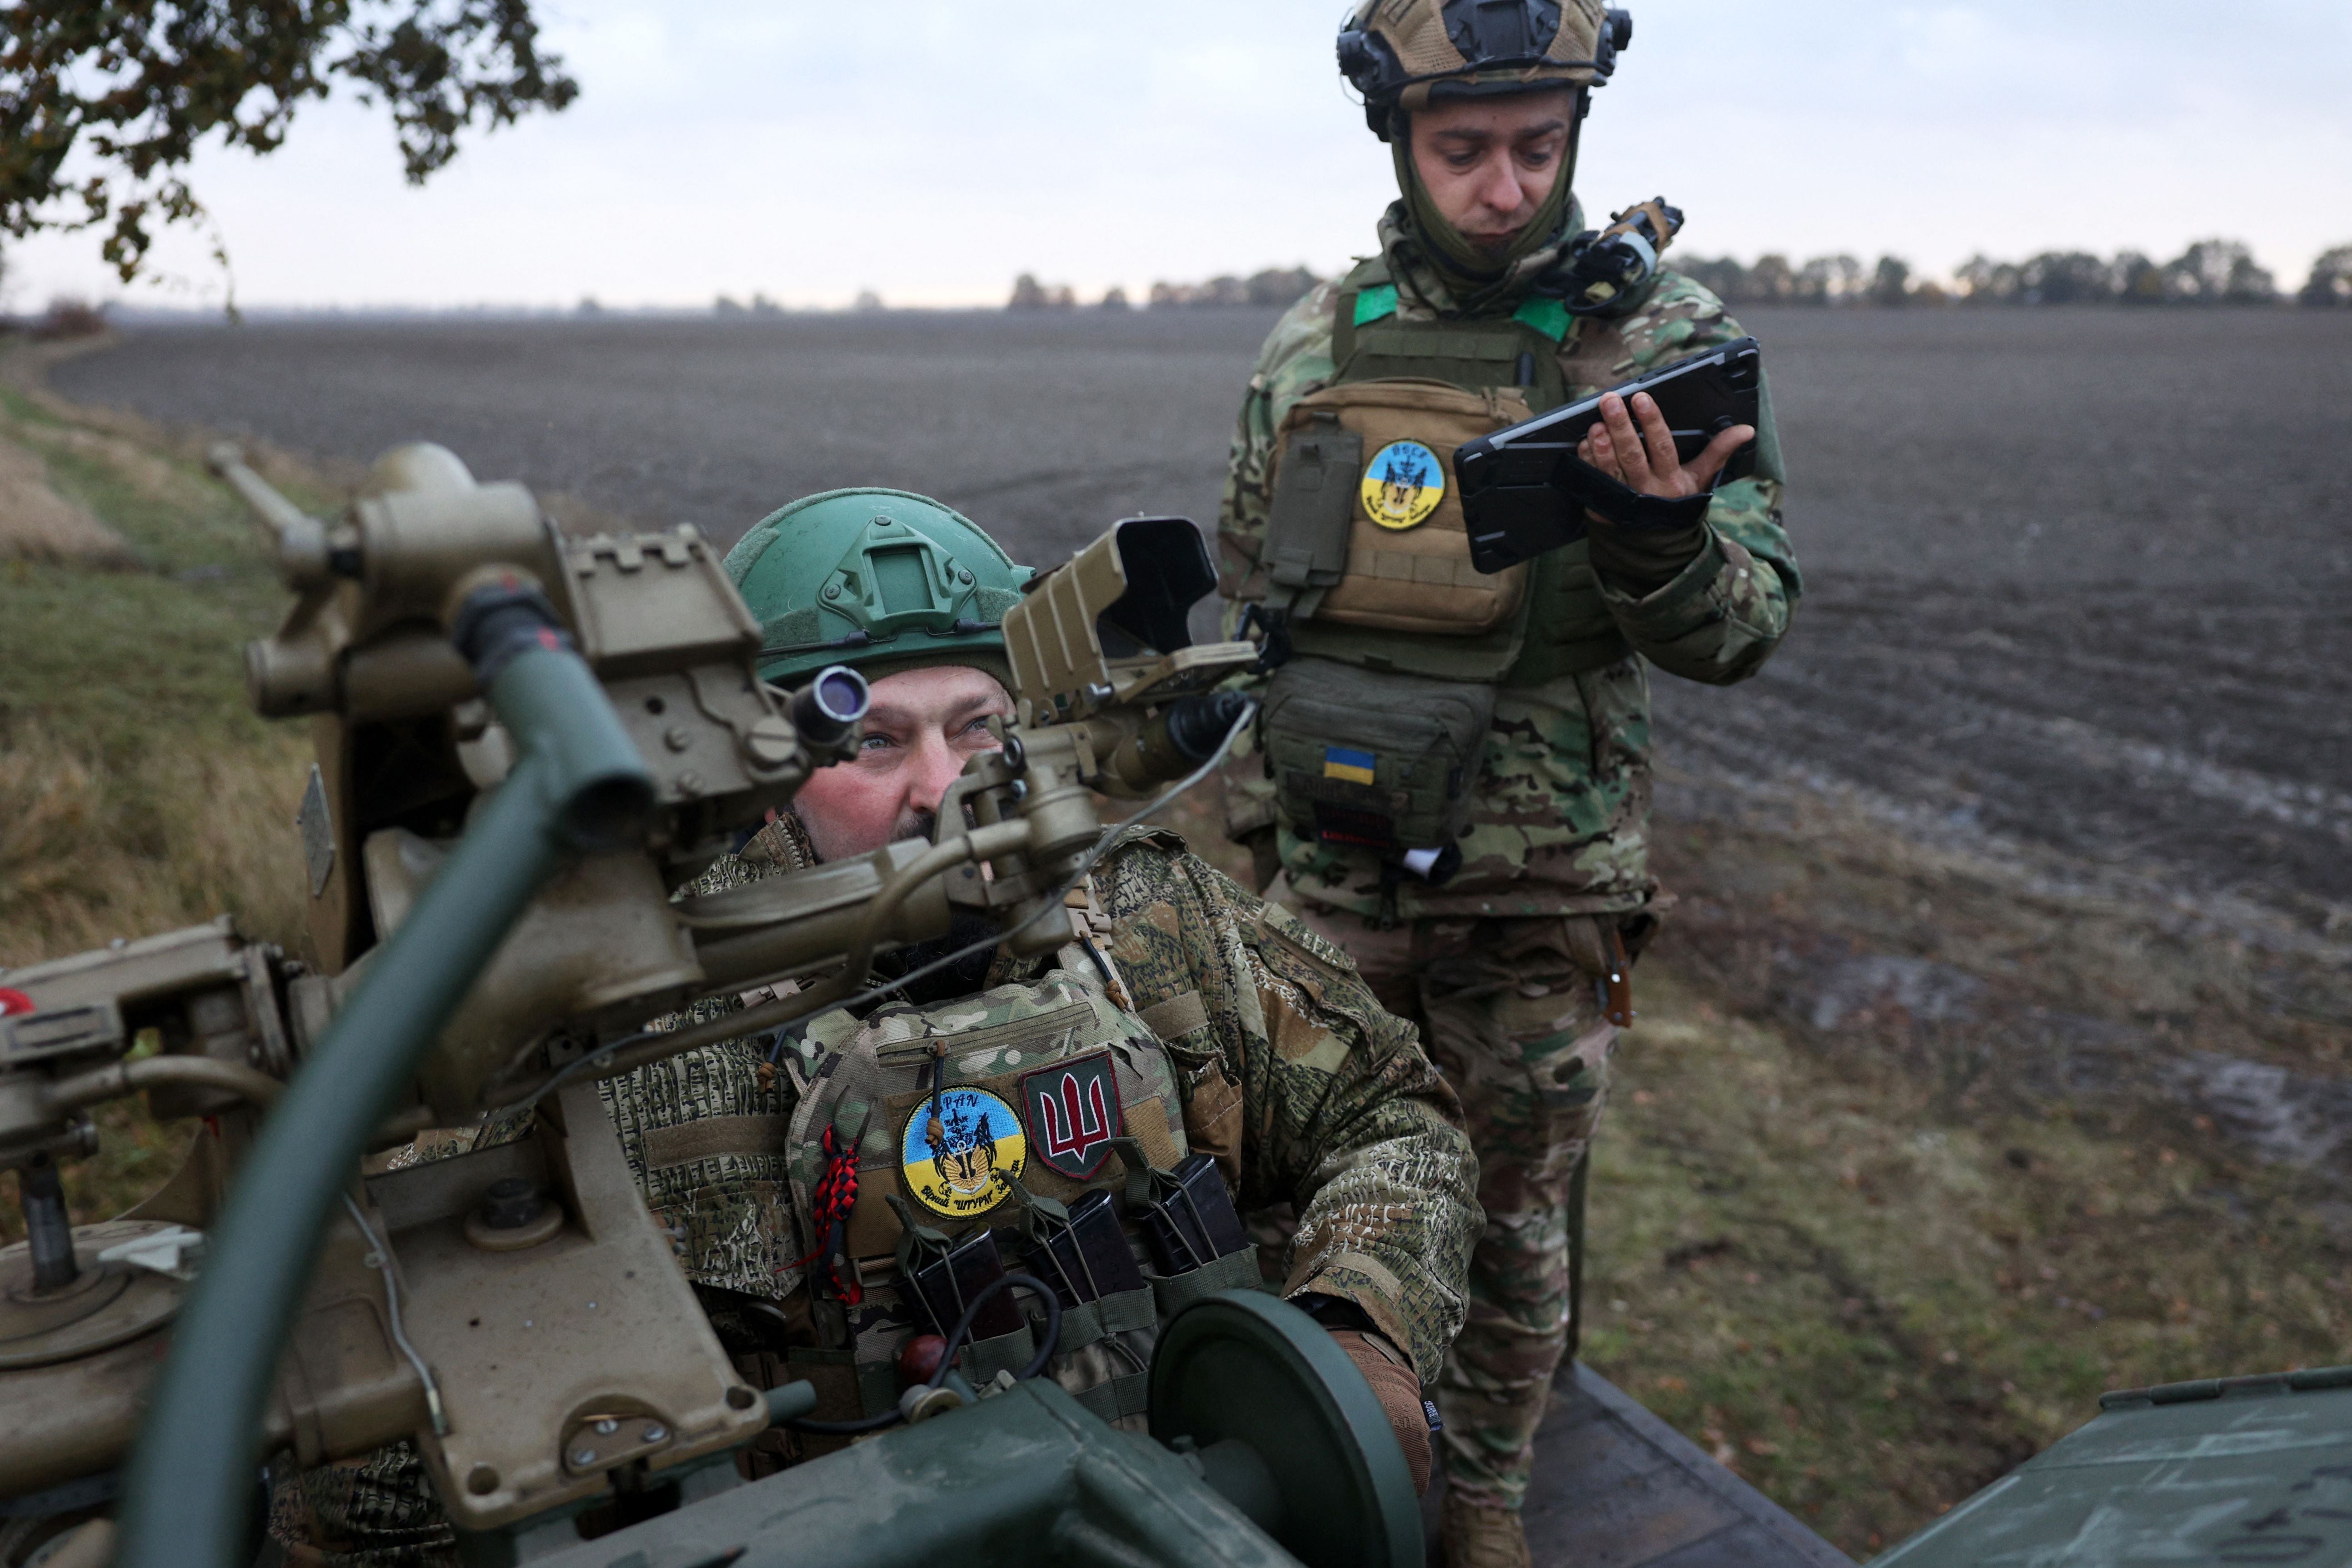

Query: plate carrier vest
<box><xmin>763</xmin><ymin>907</ymin><xmax>1261</xmax><ymax>1436</ymax></box>
<box><xmin>1242</xmin><ymin>252</ymin><xmax>1661</xmax><ymax>864</ymax></box>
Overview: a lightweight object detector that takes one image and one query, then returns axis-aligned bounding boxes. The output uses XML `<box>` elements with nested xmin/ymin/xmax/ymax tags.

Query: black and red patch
<box><xmin>1019</xmin><ymin>1052</ymin><xmax>1124</xmax><ymax>1180</ymax></box>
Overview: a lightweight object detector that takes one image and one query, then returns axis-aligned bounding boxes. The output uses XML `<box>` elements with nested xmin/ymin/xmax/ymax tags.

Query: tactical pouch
<box><xmin>902</xmin><ymin>1220</ymin><xmax>1026</xmax><ymax>1342</ymax></box>
<box><xmin>1262</xmin><ymin>655</ymin><xmax>1494</xmax><ymax>856</ymax></box>
<box><xmin>1020</xmin><ymin>1188</ymin><xmax>1147</xmax><ymax>1309</ymax></box>
<box><xmin>1255</xmin><ymin>378</ymin><xmax>1534</xmax><ymax>637</ymax></box>
<box><xmin>963</xmin><ymin>1321</ymin><xmax>1040</xmax><ymax>1387</ymax></box>
<box><xmin>1136</xmin><ymin>1151</ymin><xmax>1252</xmax><ymax>1275</ymax></box>
<box><xmin>1261</xmin><ymin>413</ymin><xmax>1360</xmax><ymax>612</ymax></box>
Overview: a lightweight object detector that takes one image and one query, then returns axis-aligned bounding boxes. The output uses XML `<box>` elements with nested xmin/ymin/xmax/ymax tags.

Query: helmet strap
<box><xmin>1566</xmin><ymin>87</ymin><xmax>1589</xmax><ymax>190</ymax></box>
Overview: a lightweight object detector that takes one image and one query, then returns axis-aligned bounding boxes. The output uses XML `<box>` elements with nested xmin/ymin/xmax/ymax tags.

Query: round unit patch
<box><xmin>900</xmin><ymin>1086</ymin><xmax>1027</xmax><ymax>1219</ymax></box>
<box><xmin>1360</xmin><ymin>440</ymin><xmax>1446</xmax><ymax>532</ymax></box>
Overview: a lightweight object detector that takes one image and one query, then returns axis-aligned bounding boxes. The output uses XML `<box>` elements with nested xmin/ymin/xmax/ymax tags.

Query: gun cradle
<box><xmin>1</xmin><ymin>919</ymin><xmax>298</xmax><ymax>1503</ymax></box>
<box><xmin>0</xmin><ymin>1221</ymin><xmax>207</xmax><ymax>1497</ymax></box>
<box><xmin>0</xmin><ymin>1200</ymin><xmax>425</xmax><ymax>1501</ymax></box>
<box><xmin>0</xmin><ymin>856</ymin><xmax>961</xmax><ymax>1513</ymax></box>
<box><xmin>234</xmin><ymin>445</ymin><xmax>823</xmax><ymax>976</ymax></box>
<box><xmin>361</xmin><ymin>834</ymin><xmax>706</xmax><ymax>1123</ymax></box>
<box><xmin>0</xmin><ymin>919</ymin><xmax>294</xmax><ymax>1156</ymax></box>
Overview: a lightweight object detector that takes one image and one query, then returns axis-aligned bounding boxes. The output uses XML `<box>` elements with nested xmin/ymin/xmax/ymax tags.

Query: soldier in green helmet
<box><xmin>1215</xmin><ymin>3</ymin><xmax>1800</xmax><ymax>1563</ymax></box>
<box><xmin>270</xmin><ymin>489</ymin><xmax>1478</xmax><ymax>1565</ymax></box>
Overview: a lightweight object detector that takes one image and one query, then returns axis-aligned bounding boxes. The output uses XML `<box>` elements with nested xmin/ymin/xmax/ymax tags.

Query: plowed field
<box><xmin>55</xmin><ymin>304</ymin><xmax>2352</xmax><ymax>931</ymax></box>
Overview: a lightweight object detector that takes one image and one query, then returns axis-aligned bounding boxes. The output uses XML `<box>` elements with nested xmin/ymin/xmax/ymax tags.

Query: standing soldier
<box><xmin>1216</xmin><ymin>4</ymin><xmax>1799</xmax><ymax>1563</ymax></box>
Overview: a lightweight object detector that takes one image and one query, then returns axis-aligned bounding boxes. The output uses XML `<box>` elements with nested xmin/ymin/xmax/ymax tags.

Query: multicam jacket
<box><xmin>601</xmin><ymin>815</ymin><xmax>1480</xmax><ymax>1387</ymax></box>
<box><xmin>1218</xmin><ymin>203</ymin><xmax>1800</xmax><ymax>923</ymax></box>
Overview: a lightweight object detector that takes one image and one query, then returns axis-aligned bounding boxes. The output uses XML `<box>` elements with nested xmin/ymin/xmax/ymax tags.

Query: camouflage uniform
<box><xmin>1218</xmin><ymin>203</ymin><xmax>1799</xmax><ymax>1509</ymax></box>
<box><xmin>264</xmin><ymin>1444</ymin><xmax>455</xmax><ymax>1568</ymax></box>
<box><xmin>269</xmin><ymin>814</ymin><xmax>1479</xmax><ymax>1565</ymax></box>
<box><xmin>609</xmin><ymin>815</ymin><xmax>1479</xmax><ymax>1383</ymax></box>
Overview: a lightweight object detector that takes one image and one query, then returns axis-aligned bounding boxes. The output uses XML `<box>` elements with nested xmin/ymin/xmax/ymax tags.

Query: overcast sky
<box><xmin>8</xmin><ymin>0</ymin><xmax>2348</xmax><ymax>311</ymax></box>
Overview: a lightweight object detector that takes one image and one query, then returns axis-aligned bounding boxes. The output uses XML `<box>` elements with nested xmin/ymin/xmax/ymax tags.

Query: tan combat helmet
<box><xmin>1338</xmin><ymin>0</ymin><xmax>1634</xmax><ymax>139</ymax></box>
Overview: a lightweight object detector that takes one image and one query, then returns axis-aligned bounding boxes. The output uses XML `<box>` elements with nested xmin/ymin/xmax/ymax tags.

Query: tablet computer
<box><xmin>1453</xmin><ymin>336</ymin><xmax>1761</xmax><ymax>574</ymax></box>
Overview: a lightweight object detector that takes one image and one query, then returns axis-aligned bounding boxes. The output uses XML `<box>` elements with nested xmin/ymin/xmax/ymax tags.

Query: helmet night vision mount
<box><xmin>0</xmin><ymin>446</ymin><xmax>1411</xmax><ymax>1568</ymax></box>
<box><xmin>1338</xmin><ymin>0</ymin><xmax>1634</xmax><ymax>139</ymax></box>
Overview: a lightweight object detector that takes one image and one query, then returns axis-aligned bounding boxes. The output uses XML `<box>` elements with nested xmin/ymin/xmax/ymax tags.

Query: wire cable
<box><xmin>785</xmin><ymin>1271</ymin><xmax>1062</xmax><ymax>1436</ymax></box>
<box><xmin>339</xmin><ymin>1193</ymin><xmax>448</xmax><ymax>1436</ymax></box>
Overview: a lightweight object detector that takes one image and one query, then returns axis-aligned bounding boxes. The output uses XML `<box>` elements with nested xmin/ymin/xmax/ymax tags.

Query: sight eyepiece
<box><xmin>792</xmin><ymin>664</ymin><xmax>871</xmax><ymax>749</ymax></box>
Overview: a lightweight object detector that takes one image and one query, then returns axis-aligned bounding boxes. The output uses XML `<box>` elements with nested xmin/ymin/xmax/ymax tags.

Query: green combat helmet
<box><xmin>724</xmin><ymin>488</ymin><xmax>1031</xmax><ymax>688</ymax></box>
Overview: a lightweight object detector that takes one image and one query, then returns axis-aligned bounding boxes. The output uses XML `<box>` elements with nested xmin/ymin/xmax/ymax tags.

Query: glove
<box><xmin>1556</xmin><ymin>450</ymin><xmax>1712</xmax><ymax>595</ymax></box>
<box><xmin>1328</xmin><ymin>1328</ymin><xmax>1434</xmax><ymax>1494</ymax></box>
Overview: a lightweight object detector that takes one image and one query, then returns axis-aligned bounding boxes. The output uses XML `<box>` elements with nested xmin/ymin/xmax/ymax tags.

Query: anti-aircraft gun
<box><xmin>0</xmin><ymin>447</ymin><xmax>1419</xmax><ymax>1568</ymax></box>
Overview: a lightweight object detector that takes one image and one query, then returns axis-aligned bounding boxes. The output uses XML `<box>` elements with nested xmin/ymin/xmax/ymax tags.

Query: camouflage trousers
<box><xmin>264</xmin><ymin>1443</ymin><xmax>457</xmax><ymax>1568</ymax></box>
<box><xmin>1278</xmin><ymin>883</ymin><xmax>1620</xmax><ymax>1512</ymax></box>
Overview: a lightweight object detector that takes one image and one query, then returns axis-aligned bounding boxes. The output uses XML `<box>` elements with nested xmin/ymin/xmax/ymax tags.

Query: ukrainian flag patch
<box><xmin>1323</xmin><ymin>746</ymin><xmax>1377</xmax><ymax>785</ymax></box>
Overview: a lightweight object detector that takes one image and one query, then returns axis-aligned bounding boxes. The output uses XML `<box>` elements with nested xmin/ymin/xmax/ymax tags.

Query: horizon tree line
<box><xmin>1012</xmin><ymin>240</ymin><xmax>2352</xmax><ymax>314</ymax></box>
<box><xmin>1678</xmin><ymin>239</ymin><xmax>2351</xmax><ymax>308</ymax></box>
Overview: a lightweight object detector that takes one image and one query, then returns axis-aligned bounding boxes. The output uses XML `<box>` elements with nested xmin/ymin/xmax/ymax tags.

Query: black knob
<box><xmin>478</xmin><ymin>1176</ymin><xmax>545</xmax><ymax>1231</ymax></box>
<box><xmin>1165</xmin><ymin>690</ymin><xmax>1254</xmax><ymax>764</ymax></box>
<box><xmin>20</xmin><ymin>1157</ymin><xmax>78</xmax><ymax>1294</ymax></box>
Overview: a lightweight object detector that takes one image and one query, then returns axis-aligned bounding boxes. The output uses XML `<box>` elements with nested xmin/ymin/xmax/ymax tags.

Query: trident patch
<box><xmin>1019</xmin><ymin>1053</ymin><xmax>1124</xmax><ymax>1180</ymax></box>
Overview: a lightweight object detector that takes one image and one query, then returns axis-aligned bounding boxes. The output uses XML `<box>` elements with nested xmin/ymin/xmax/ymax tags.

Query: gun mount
<box><xmin>0</xmin><ymin>448</ymin><xmax>1344</xmax><ymax>1568</ymax></box>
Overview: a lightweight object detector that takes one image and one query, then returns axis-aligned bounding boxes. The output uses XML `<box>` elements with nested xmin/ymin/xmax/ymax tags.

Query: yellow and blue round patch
<box><xmin>1360</xmin><ymin>440</ymin><xmax>1445</xmax><ymax>531</ymax></box>
<box><xmin>900</xmin><ymin>1086</ymin><xmax>1027</xmax><ymax>1219</ymax></box>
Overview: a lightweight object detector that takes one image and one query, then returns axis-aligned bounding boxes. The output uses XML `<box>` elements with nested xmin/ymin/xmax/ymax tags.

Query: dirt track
<box><xmin>51</xmin><ymin>305</ymin><xmax>2352</xmax><ymax>939</ymax></box>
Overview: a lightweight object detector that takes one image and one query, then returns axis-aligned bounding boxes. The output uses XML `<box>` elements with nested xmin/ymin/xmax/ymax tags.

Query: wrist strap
<box><xmin>1556</xmin><ymin>451</ymin><xmax>1714</xmax><ymax>531</ymax></box>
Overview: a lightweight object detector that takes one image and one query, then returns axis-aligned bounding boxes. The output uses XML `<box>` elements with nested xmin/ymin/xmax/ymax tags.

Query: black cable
<box><xmin>782</xmin><ymin>1404</ymin><xmax>901</xmax><ymax>1437</ymax></box>
<box><xmin>784</xmin><ymin>1271</ymin><xmax>1062</xmax><ymax>1436</ymax></box>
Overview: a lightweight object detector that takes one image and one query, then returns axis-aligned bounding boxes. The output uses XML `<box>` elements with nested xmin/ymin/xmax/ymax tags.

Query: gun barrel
<box><xmin>207</xmin><ymin>443</ymin><xmax>331</xmax><ymax>585</ymax></box>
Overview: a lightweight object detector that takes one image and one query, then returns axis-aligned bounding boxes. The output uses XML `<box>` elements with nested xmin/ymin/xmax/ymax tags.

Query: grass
<box><xmin>4</xmin><ymin>342</ymin><xmax>2346</xmax><ymax>1560</ymax></box>
<box><xmin>1581</xmin><ymin>805</ymin><xmax>2352</xmax><ymax>1555</ymax></box>
<box><xmin>0</xmin><ymin>347</ymin><xmax>329</xmax><ymax>1230</ymax></box>
<box><xmin>1585</xmin><ymin>968</ymin><xmax>2351</xmax><ymax>1553</ymax></box>
<box><xmin>0</xmin><ymin>382</ymin><xmax>321</xmax><ymax>969</ymax></box>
